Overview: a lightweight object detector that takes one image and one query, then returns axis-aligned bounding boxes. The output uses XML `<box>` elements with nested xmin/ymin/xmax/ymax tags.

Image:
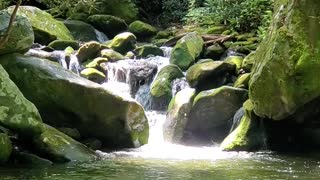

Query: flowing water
<box><xmin>5</xmin><ymin>47</ymin><xmax>320</xmax><ymax>179</ymax></box>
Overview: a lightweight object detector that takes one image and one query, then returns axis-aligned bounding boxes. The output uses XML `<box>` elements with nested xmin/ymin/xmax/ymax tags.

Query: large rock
<box><xmin>0</xmin><ymin>54</ymin><xmax>149</xmax><ymax>148</ymax></box>
<box><xmin>8</xmin><ymin>6</ymin><xmax>73</xmax><ymax>45</ymax></box>
<box><xmin>87</xmin><ymin>15</ymin><xmax>128</xmax><ymax>38</ymax></box>
<box><xmin>98</xmin><ymin>49</ymin><xmax>125</xmax><ymax>62</ymax></box>
<box><xmin>128</xmin><ymin>21</ymin><xmax>157</xmax><ymax>41</ymax></box>
<box><xmin>64</xmin><ymin>20</ymin><xmax>108</xmax><ymax>42</ymax></box>
<box><xmin>163</xmin><ymin>88</ymin><xmax>196</xmax><ymax>143</ymax></box>
<box><xmin>0</xmin><ymin>11</ymin><xmax>34</xmax><ymax>55</ymax></box>
<box><xmin>80</xmin><ymin>68</ymin><xmax>106</xmax><ymax>84</ymax></box>
<box><xmin>184</xmin><ymin>86</ymin><xmax>248</xmax><ymax>144</ymax></box>
<box><xmin>0</xmin><ymin>64</ymin><xmax>96</xmax><ymax>162</ymax></box>
<box><xmin>221</xmin><ymin>100</ymin><xmax>265</xmax><ymax>151</ymax></box>
<box><xmin>76</xmin><ymin>41</ymin><xmax>103</xmax><ymax>63</ymax></box>
<box><xmin>107</xmin><ymin>32</ymin><xmax>137</xmax><ymax>54</ymax></box>
<box><xmin>135</xmin><ymin>45</ymin><xmax>164</xmax><ymax>58</ymax></box>
<box><xmin>150</xmin><ymin>65</ymin><xmax>184</xmax><ymax>110</ymax></box>
<box><xmin>249</xmin><ymin>0</ymin><xmax>320</xmax><ymax>120</ymax></box>
<box><xmin>170</xmin><ymin>32</ymin><xmax>204</xmax><ymax>71</ymax></box>
<box><xmin>0</xmin><ymin>133</ymin><xmax>12</xmax><ymax>164</ymax></box>
<box><xmin>186</xmin><ymin>61</ymin><xmax>235</xmax><ymax>91</ymax></box>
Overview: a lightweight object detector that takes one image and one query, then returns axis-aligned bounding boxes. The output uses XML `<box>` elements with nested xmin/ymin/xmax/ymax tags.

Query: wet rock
<box><xmin>203</xmin><ymin>43</ymin><xmax>225</xmax><ymax>60</ymax></box>
<box><xmin>135</xmin><ymin>45</ymin><xmax>164</xmax><ymax>58</ymax></box>
<box><xmin>76</xmin><ymin>41</ymin><xmax>102</xmax><ymax>63</ymax></box>
<box><xmin>87</xmin><ymin>15</ymin><xmax>127</xmax><ymax>38</ymax></box>
<box><xmin>99</xmin><ymin>49</ymin><xmax>125</xmax><ymax>62</ymax></box>
<box><xmin>107</xmin><ymin>32</ymin><xmax>137</xmax><ymax>54</ymax></box>
<box><xmin>80</xmin><ymin>68</ymin><xmax>106</xmax><ymax>84</ymax></box>
<box><xmin>48</xmin><ymin>40</ymin><xmax>80</xmax><ymax>50</ymax></box>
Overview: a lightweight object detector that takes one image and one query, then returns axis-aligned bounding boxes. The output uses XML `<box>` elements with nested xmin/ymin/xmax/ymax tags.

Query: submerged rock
<box><xmin>150</xmin><ymin>65</ymin><xmax>184</xmax><ymax>110</ymax></box>
<box><xmin>0</xmin><ymin>54</ymin><xmax>149</xmax><ymax>148</ymax></box>
<box><xmin>87</xmin><ymin>15</ymin><xmax>127</xmax><ymax>38</ymax></box>
<box><xmin>107</xmin><ymin>32</ymin><xmax>137</xmax><ymax>55</ymax></box>
<box><xmin>163</xmin><ymin>88</ymin><xmax>196</xmax><ymax>143</ymax></box>
<box><xmin>221</xmin><ymin>100</ymin><xmax>265</xmax><ymax>151</ymax></box>
<box><xmin>170</xmin><ymin>32</ymin><xmax>204</xmax><ymax>71</ymax></box>
<box><xmin>8</xmin><ymin>6</ymin><xmax>73</xmax><ymax>44</ymax></box>
<box><xmin>0</xmin><ymin>11</ymin><xmax>34</xmax><ymax>55</ymax></box>
<box><xmin>186</xmin><ymin>61</ymin><xmax>235</xmax><ymax>91</ymax></box>
<box><xmin>184</xmin><ymin>86</ymin><xmax>248</xmax><ymax>144</ymax></box>
<box><xmin>128</xmin><ymin>21</ymin><xmax>157</xmax><ymax>41</ymax></box>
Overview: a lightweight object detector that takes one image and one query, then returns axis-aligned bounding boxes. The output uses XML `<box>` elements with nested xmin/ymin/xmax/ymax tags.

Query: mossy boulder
<box><xmin>48</xmin><ymin>40</ymin><xmax>79</xmax><ymax>50</ymax></box>
<box><xmin>107</xmin><ymin>32</ymin><xmax>137</xmax><ymax>54</ymax></box>
<box><xmin>80</xmin><ymin>68</ymin><xmax>106</xmax><ymax>84</ymax></box>
<box><xmin>83</xmin><ymin>57</ymin><xmax>108</xmax><ymax>70</ymax></box>
<box><xmin>170</xmin><ymin>32</ymin><xmax>204</xmax><ymax>71</ymax></box>
<box><xmin>242</xmin><ymin>52</ymin><xmax>256</xmax><ymax>72</ymax></box>
<box><xmin>98</xmin><ymin>49</ymin><xmax>125</xmax><ymax>62</ymax></box>
<box><xmin>163</xmin><ymin>88</ymin><xmax>196</xmax><ymax>143</ymax></box>
<box><xmin>206</xmin><ymin>26</ymin><xmax>227</xmax><ymax>34</ymax></box>
<box><xmin>76</xmin><ymin>41</ymin><xmax>102</xmax><ymax>63</ymax></box>
<box><xmin>128</xmin><ymin>21</ymin><xmax>157</xmax><ymax>41</ymax></box>
<box><xmin>0</xmin><ymin>54</ymin><xmax>149</xmax><ymax>148</ymax></box>
<box><xmin>0</xmin><ymin>11</ymin><xmax>34</xmax><ymax>55</ymax></box>
<box><xmin>0</xmin><ymin>64</ymin><xmax>96</xmax><ymax>162</ymax></box>
<box><xmin>234</xmin><ymin>73</ymin><xmax>251</xmax><ymax>89</ymax></box>
<box><xmin>221</xmin><ymin>100</ymin><xmax>265</xmax><ymax>151</ymax></box>
<box><xmin>203</xmin><ymin>43</ymin><xmax>225</xmax><ymax>60</ymax></box>
<box><xmin>8</xmin><ymin>6</ymin><xmax>73</xmax><ymax>45</ymax></box>
<box><xmin>155</xmin><ymin>30</ymin><xmax>173</xmax><ymax>39</ymax></box>
<box><xmin>150</xmin><ymin>65</ymin><xmax>184</xmax><ymax>110</ymax></box>
<box><xmin>0</xmin><ymin>133</ymin><xmax>12</xmax><ymax>164</ymax></box>
<box><xmin>87</xmin><ymin>15</ymin><xmax>128</xmax><ymax>38</ymax></box>
<box><xmin>225</xmin><ymin>56</ymin><xmax>244</xmax><ymax>73</ymax></box>
<box><xmin>64</xmin><ymin>20</ymin><xmax>108</xmax><ymax>42</ymax></box>
<box><xmin>249</xmin><ymin>0</ymin><xmax>320</xmax><ymax>120</ymax></box>
<box><xmin>184</xmin><ymin>86</ymin><xmax>248</xmax><ymax>143</ymax></box>
<box><xmin>135</xmin><ymin>45</ymin><xmax>164</xmax><ymax>58</ymax></box>
<box><xmin>186</xmin><ymin>61</ymin><xmax>235</xmax><ymax>91</ymax></box>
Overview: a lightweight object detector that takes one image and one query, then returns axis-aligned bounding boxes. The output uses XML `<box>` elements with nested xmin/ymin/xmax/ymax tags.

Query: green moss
<box><xmin>135</xmin><ymin>45</ymin><xmax>164</xmax><ymax>58</ymax></box>
<box><xmin>80</xmin><ymin>68</ymin><xmax>106</xmax><ymax>84</ymax></box>
<box><xmin>98</xmin><ymin>49</ymin><xmax>124</xmax><ymax>62</ymax></box>
<box><xmin>206</xmin><ymin>26</ymin><xmax>227</xmax><ymax>34</ymax></box>
<box><xmin>76</xmin><ymin>41</ymin><xmax>102</xmax><ymax>63</ymax></box>
<box><xmin>241</xmin><ymin>52</ymin><xmax>256</xmax><ymax>72</ymax></box>
<box><xmin>0</xmin><ymin>133</ymin><xmax>12</xmax><ymax>164</ymax></box>
<box><xmin>234</xmin><ymin>73</ymin><xmax>251</xmax><ymax>89</ymax></box>
<box><xmin>48</xmin><ymin>40</ymin><xmax>79</xmax><ymax>50</ymax></box>
<box><xmin>84</xmin><ymin>57</ymin><xmax>108</xmax><ymax>69</ymax></box>
<box><xmin>225</xmin><ymin>56</ymin><xmax>244</xmax><ymax>73</ymax></box>
<box><xmin>107</xmin><ymin>32</ymin><xmax>137</xmax><ymax>55</ymax></box>
<box><xmin>128</xmin><ymin>21</ymin><xmax>157</xmax><ymax>41</ymax></box>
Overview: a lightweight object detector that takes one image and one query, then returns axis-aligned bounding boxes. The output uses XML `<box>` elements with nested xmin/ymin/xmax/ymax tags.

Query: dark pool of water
<box><xmin>1</xmin><ymin>151</ymin><xmax>320</xmax><ymax>180</ymax></box>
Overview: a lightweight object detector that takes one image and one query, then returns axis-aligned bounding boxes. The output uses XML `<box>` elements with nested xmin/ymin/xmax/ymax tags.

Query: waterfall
<box><xmin>94</xmin><ymin>29</ymin><xmax>109</xmax><ymax>43</ymax></box>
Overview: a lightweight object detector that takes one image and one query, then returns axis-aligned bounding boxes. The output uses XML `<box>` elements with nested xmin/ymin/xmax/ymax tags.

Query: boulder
<box><xmin>0</xmin><ymin>54</ymin><xmax>149</xmax><ymax>148</ymax></box>
<box><xmin>234</xmin><ymin>73</ymin><xmax>251</xmax><ymax>89</ymax></box>
<box><xmin>48</xmin><ymin>40</ymin><xmax>79</xmax><ymax>50</ymax></box>
<box><xmin>186</xmin><ymin>61</ymin><xmax>235</xmax><ymax>91</ymax></box>
<box><xmin>0</xmin><ymin>64</ymin><xmax>96</xmax><ymax>162</ymax></box>
<box><xmin>83</xmin><ymin>57</ymin><xmax>108</xmax><ymax>70</ymax></box>
<box><xmin>87</xmin><ymin>15</ymin><xmax>128</xmax><ymax>38</ymax></box>
<box><xmin>107</xmin><ymin>32</ymin><xmax>137</xmax><ymax>54</ymax></box>
<box><xmin>221</xmin><ymin>100</ymin><xmax>265</xmax><ymax>151</ymax></box>
<box><xmin>98</xmin><ymin>49</ymin><xmax>125</xmax><ymax>62</ymax></box>
<box><xmin>76</xmin><ymin>41</ymin><xmax>102</xmax><ymax>63</ymax></box>
<box><xmin>150</xmin><ymin>65</ymin><xmax>184</xmax><ymax>110</ymax></box>
<box><xmin>170</xmin><ymin>32</ymin><xmax>204</xmax><ymax>71</ymax></box>
<box><xmin>249</xmin><ymin>0</ymin><xmax>320</xmax><ymax>120</ymax></box>
<box><xmin>0</xmin><ymin>133</ymin><xmax>12</xmax><ymax>164</ymax></box>
<box><xmin>128</xmin><ymin>21</ymin><xmax>157</xmax><ymax>41</ymax></box>
<box><xmin>163</xmin><ymin>88</ymin><xmax>196</xmax><ymax>143</ymax></box>
<box><xmin>203</xmin><ymin>43</ymin><xmax>225</xmax><ymax>60</ymax></box>
<box><xmin>225</xmin><ymin>56</ymin><xmax>243</xmax><ymax>73</ymax></box>
<box><xmin>135</xmin><ymin>45</ymin><xmax>164</xmax><ymax>58</ymax></box>
<box><xmin>64</xmin><ymin>20</ymin><xmax>108</xmax><ymax>42</ymax></box>
<box><xmin>80</xmin><ymin>68</ymin><xmax>106</xmax><ymax>84</ymax></box>
<box><xmin>8</xmin><ymin>6</ymin><xmax>73</xmax><ymax>44</ymax></box>
<box><xmin>0</xmin><ymin>11</ymin><xmax>34</xmax><ymax>55</ymax></box>
<box><xmin>184</xmin><ymin>86</ymin><xmax>248</xmax><ymax>144</ymax></box>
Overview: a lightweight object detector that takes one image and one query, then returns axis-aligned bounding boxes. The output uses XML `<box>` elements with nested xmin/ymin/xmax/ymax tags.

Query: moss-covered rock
<box><xmin>241</xmin><ymin>52</ymin><xmax>256</xmax><ymax>72</ymax></box>
<box><xmin>107</xmin><ymin>32</ymin><xmax>137</xmax><ymax>54</ymax></box>
<box><xmin>8</xmin><ymin>6</ymin><xmax>73</xmax><ymax>45</ymax></box>
<box><xmin>236</xmin><ymin>33</ymin><xmax>256</xmax><ymax>41</ymax></box>
<box><xmin>0</xmin><ymin>54</ymin><xmax>149</xmax><ymax>148</ymax></box>
<box><xmin>48</xmin><ymin>40</ymin><xmax>79</xmax><ymax>50</ymax></box>
<box><xmin>135</xmin><ymin>45</ymin><xmax>164</xmax><ymax>58</ymax></box>
<box><xmin>0</xmin><ymin>11</ymin><xmax>34</xmax><ymax>55</ymax></box>
<box><xmin>221</xmin><ymin>100</ymin><xmax>265</xmax><ymax>151</ymax></box>
<box><xmin>170</xmin><ymin>32</ymin><xmax>204</xmax><ymax>71</ymax></box>
<box><xmin>0</xmin><ymin>133</ymin><xmax>12</xmax><ymax>164</ymax></box>
<box><xmin>0</xmin><ymin>64</ymin><xmax>96</xmax><ymax>162</ymax></box>
<box><xmin>98</xmin><ymin>49</ymin><xmax>125</xmax><ymax>62</ymax></box>
<box><xmin>234</xmin><ymin>73</ymin><xmax>251</xmax><ymax>89</ymax></box>
<box><xmin>80</xmin><ymin>68</ymin><xmax>106</xmax><ymax>84</ymax></box>
<box><xmin>87</xmin><ymin>15</ymin><xmax>128</xmax><ymax>38</ymax></box>
<box><xmin>225</xmin><ymin>56</ymin><xmax>243</xmax><ymax>73</ymax></box>
<box><xmin>186</xmin><ymin>61</ymin><xmax>235</xmax><ymax>91</ymax></box>
<box><xmin>206</xmin><ymin>26</ymin><xmax>227</xmax><ymax>34</ymax></box>
<box><xmin>128</xmin><ymin>21</ymin><xmax>157</xmax><ymax>41</ymax></box>
<box><xmin>155</xmin><ymin>30</ymin><xmax>173</xmax><ymax>39</ymax></box>
<box><xmin>64</xmin><ymin>20</ymin><xmax>108</xmax><ymax>42</ymax></box>
<box><xmin>76</xmin><ymin>41</ymin><xmax>102</xmax><ymax>63</ymax></box>
<box><xmin>150</xmin><ymin>65</ymin><xmax>184</xmax><ymax>110</ymax></box>
<box><xmin>83</xmin><ymin>57</ymin><xmax>108</xmax><ymax>70</ymax></box>
<box><xmin>163</xmin><ymin>88</ymin><xmax>196</xmax><ymax>143</ymax></box>
<box><xmin>184</xmin><ymin>86</ymin><xmax>248</xmax><ymax>143</ymax></box>
<box><xmin>203</xmin><ymin>43</ymin><xmax>225</xmax><ymax>60</ymax></box>
<box><xmin>249</xmin><ymin>0</ymin><xmax>320</xmax><ymax>120</ymax></box>
<box><xmin>67</xmin><ymin>13</ymin><xmax>89</xmax><ymax>21</ymax></box>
